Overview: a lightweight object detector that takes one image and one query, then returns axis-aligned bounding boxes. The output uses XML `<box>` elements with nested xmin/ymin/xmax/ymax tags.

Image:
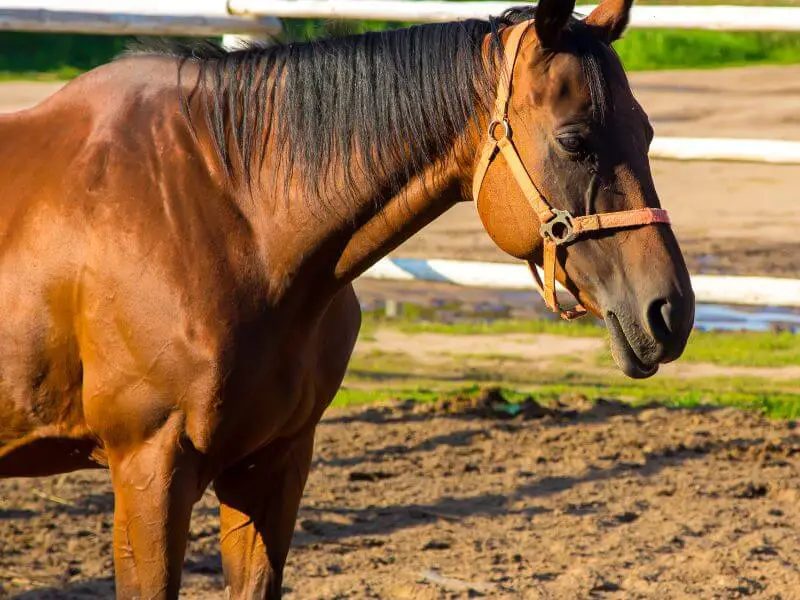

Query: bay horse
<box><xmin>0</xmin><ymin>0</ymin><xmax>694</xmax><ymax>597</ymax></box>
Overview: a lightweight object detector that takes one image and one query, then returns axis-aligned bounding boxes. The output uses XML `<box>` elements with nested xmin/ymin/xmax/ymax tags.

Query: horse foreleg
<box><xmin>111</xmin><ymin>492</ymin><xmax>140</xmax><ymax>597</ymax></box>
<box><xmin>214</xmin><ymin>287</ymin><xmax>360</xmax><ymax>599</ymax></box>
<box><xmin>214</xmin><ymin>428</ymin><xmax>315</xmax><ymax>600</ymax></box>
<box><xmin>108</xmin><ymin>414</ymin><xmax>202</xmax><ymax>600</ymax></box>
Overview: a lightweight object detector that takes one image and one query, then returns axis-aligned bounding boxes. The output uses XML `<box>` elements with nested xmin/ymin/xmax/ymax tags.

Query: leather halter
<box><xmin>472</xmin><ymin>20</ymin><xmax>671</xmax><ymax>320</ymax></box>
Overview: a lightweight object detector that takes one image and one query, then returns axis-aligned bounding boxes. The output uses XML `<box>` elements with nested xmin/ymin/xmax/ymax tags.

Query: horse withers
<box><xmin>0</xmin><ymin>0</ymin><xmax>694</xmax><ymax>597</ymax></box>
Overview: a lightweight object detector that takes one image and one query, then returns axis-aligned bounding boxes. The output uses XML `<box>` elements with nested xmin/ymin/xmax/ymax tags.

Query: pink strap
<box><xmin>573</xmin><ymin>208</ymin><xmax>670</xmax><ymax>234</ymax></box>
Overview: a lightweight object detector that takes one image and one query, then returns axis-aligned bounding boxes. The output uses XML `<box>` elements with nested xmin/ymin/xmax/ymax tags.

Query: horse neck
<box><xmin>252</xmin><ymin>136</ymin><xmax>478</xmax><ymax>309</ymax></box>
<box><xmin>201</xmin><ymin>54</ymin><xmax>493</xmax><ymax>306</ymax></box>
<box><xmin>331</xmin><ymin>149</ymin><xmax>473</xmax><ymax>284</ymax></box>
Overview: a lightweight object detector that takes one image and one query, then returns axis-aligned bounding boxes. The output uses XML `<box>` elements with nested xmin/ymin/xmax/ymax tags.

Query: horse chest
<box><xmin>183</xmin><ymin>288</ymin><xmax>361</xmax><ymax>465</ymax></box>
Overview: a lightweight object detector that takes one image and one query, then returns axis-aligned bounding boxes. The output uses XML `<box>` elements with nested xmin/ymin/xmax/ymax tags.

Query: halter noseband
<box><xmin>472</xmin><ymin>20</ymin><xmax>671</xmax><ymax>320</ymax></box>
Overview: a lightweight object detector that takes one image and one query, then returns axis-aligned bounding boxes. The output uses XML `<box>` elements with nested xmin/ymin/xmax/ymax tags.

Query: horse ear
<box><xmin>585</xmin><ymin>0</ymin><xmax>634</xmax><ymax>43</ymax></box>
<box><xmin>534</xmin><ymin>0</ymin><xmax>577</xmax><ymax>48</ymax></box>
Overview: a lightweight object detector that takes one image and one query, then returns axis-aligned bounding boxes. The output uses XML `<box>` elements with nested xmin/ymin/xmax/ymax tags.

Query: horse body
<box><xmin>1</xmin><ymin>58</ymin><xmax>367</xmax><ymax>596</ymax></box>
<box><xmin>0</xmin><ymin>1</ymin><xmax>695</xmax><ymax>597</ymax></box>
<box><xmin>0</xmin><ymin>58</ymin><xmax>363</xmax><ymax>474</ymax></box>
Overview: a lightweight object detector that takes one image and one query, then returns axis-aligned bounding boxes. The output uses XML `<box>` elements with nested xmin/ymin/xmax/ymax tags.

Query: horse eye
<box><xmin>557</xmin><ymin>133</ymin><xmax>586</xmax><ymax>155</ymax></box>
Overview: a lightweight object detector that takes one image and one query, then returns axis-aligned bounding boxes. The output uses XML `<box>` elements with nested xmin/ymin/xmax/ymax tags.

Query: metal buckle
<box><xmin>487</xmin><ymin>118</ymin><xmax>511</xmax><ymax>142</ymax></box>
<box><xmin>540</xmin><ymin>209</ymin><xmax>577</xmax><ymax>246</ymax></box>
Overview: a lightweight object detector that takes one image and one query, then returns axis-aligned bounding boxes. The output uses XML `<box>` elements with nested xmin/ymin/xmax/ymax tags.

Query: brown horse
<box><xmin>0</xmin><ymin>0</ymin><xmax>694</xmax><ymax>597</ymax></box>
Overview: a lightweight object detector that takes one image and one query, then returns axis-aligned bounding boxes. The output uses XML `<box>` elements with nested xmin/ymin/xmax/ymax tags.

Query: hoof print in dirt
<box><xmin>732</xmin><ymin>481</ymin><xmax>769</xmax><ymax>499</ymax></box>
<box><xmin>348</xmin><ymin>470</ymin><xmax>395</xmax><ymax>483</ymax></box>
<box><xmin>299</xmin><ymin>519</ymin><xmax>328</xmax><ymax>536</ymax></box>
<box><xmin>592</xmin><ymin>579</ymin><xmax>622</xmax><ymax>593</ymax></box>
<box><xmin>427</xmin><ymin>387</ymin><xmax>556</xmax><ymax>420</ymax></box>
<box><xmin>422</xmin><ymin>539</ymin><xmax>452</xmax><ymax>551</ymax></box>
<box><xmin>614</xmin><ymin>511</ymin><xmax>640</xmax><ymax>524</ymax></box>
<box><xmin>390</xmin><ymin>388</ymin><xmax>650</xmax><ymax>423</ymax></box>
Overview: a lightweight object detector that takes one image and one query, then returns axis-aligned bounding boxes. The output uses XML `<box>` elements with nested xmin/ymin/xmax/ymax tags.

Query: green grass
<box><xmin>344</xmin><ymin>302</ymin><xmax>800</xmax><ymax>419</ymax></box>
<box><xmin>5</xmin><ymin>29</ymin><xmax>800</xmax><ymax>80</ymax></box>
<box><xmin>362</xmin><ymin>310</ymin><xmax>607</xmax><ymax>338</ymax></box>
<box><xmin>0</xmin><ymin>67</ymin><xmax>81</xmax><ymax>82</ymax></box>
<box><xmin>333</xmin><ymin>378</ymin><xmax>800</xmax><ymax>420</ymax></box>
<box><xmin>344</xmin><ymin>317</ymin><xmax>800</xmax><ymax>420</ymax></box>
<box><xmin>683</xmin><ymin>330</ymin><xmax>800</xmax><ymax>367</ymax></box>
<box><xmin>616</xmin><ymin>29</ymin><xmax>800</xmax><ymax>71</ymax></box>
<box><xmin>0</xmin><ymin>32</ymin><xmax>129</xmax><ymax>78</ymax></box>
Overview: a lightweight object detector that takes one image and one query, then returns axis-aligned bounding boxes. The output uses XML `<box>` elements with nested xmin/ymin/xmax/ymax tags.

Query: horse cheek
<box><xmin>476</xmin><ymin>174</ymin><xmax>542</xmax><ymax>260</ymax></box>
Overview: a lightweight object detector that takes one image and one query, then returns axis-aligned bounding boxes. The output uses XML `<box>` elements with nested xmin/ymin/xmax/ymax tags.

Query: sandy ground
<box><xmin>1</xmin><ymin>397</ymin><xmax>799</xmax><ymax>599</ymax></box>
<box><xmin>2</xmin><ymin>66</ymin><xmax>799</xmax><ymax>277</ymax></box>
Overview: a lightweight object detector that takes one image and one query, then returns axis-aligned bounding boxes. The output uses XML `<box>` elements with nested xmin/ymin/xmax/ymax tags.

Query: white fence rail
<box><xmin>229</xmin><ymin>1</ymin><xmax>800</xmax><ymax>32</ymax></box>
<box><xmin>0</xmin><ymin>0</ymin><xmax>281</xmax><ymax>36</ymax></box>
<box><xmin>364</xmin><ymin>258</ymin><xmax>800</xmax><ymax>309</ymax></box>
<box><xmin>0</xmin><ymin>9</ymin><xmax>281</xmax><ymax>36</ymax></box>
<box><xmin>7</xmin><ymin>2</ymin><xmax>800</xmax><ymax>35</ymax></box>
<box><xmin>650</xmin><ymin>138</ymin><xmax>800</xmax><ymax>165</ymax></box>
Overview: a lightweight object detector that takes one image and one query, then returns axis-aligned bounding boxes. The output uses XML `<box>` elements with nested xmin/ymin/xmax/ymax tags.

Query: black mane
<box><xmin>129</xmin><ymin>7</ymin><xmax>610</xmax><ymax>208</ymax></box>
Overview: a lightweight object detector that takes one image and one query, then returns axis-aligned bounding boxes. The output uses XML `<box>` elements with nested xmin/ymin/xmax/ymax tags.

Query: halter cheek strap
<box><xmin>472</xmin><ymin>20</ymin><xmax>671</xmax><ymax>320</ymax></box>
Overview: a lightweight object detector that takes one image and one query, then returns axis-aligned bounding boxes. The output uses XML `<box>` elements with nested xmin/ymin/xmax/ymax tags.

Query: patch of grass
<box><xmin>334</xmin><ymin>383</ymin><xmax>535</xmax><ymax>408</ymax></box>
<box><xmin>616</xmin><ymin>29</ymin><xmax>800</xmax><ymax>71</ymax></box>
<box><xmin>344</xmin><ymin>322</ymin><xmax>800</xmax><ymax>420</ymax></box>
<box><xmin>0</xmin><ymin>32</ymin><xmax>130</xmax><ymax>77</ymax></box>
<box><xmin>334</xmin><ymin>377</ymin><xmax>800</xmax><ymax>420</ymax></box>
<box><xmin>334</xmin><ymin>386</ymin><xmax>442</xmax><ymax>407</ymax></box>
<box><xmin>682</xmin><ymin>330</ymin><xmax>800</xmax><ymax>367</ymax></box>
<box><xmin>362</xmin><ymin>310</ymin><xmax>606</xmax><ymax>338</ymax></box>
<box><xmin>346</xmin><ymin>340</ymin><xmax>800</xmax><ymax>411</ymax></box>
<box><xmin>526</xmin><ymin>376</ymin><xmax>800</xmax><ymax>416</ymax></box>
<box><xmin>0</xmin><ymin>67</ymin><xmax>81</xmax><ymax>82</ymax></box>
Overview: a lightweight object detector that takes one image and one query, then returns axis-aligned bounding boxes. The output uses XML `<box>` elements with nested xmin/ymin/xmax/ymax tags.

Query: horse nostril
<box><xmin>660</xmin><ymin>302</ymin><xmax>675</xmax><ymax>335</ymax></box>
<box><xmin>646</xmin><ymin>298</ymin><xmax>673</xmax><ymax>342</ymax></box>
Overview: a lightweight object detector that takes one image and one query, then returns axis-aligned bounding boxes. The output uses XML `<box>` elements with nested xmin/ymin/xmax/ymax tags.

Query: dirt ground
<box><xmin>1</xmin><ymin>396</ymin><xmax>799</xmax><ymax>599</ymax></box>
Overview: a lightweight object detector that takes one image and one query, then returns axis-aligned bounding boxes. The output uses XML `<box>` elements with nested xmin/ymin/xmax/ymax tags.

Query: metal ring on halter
<box><xmin>540</xmin><ymin>209</ymin><xmax>577</xmax><ymax>246</ymax></box>
<box><xmin>487</xmin><ymin>118</ymin><xmax>511</xmax><ymax>142</ymax></box>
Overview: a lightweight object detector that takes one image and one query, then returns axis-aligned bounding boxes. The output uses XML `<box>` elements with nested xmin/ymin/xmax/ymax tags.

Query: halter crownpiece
<box><xmin>472</xmin><ymin>19</ymin><xmax>671</xmax><ymax>320</ymax></box>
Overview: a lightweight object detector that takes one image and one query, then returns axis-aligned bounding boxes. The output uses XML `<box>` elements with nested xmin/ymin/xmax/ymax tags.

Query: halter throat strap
<box><xmin>472</xmin><ymin>20</ymin><xmax>671</xmax><ymax>320</ymax></box>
